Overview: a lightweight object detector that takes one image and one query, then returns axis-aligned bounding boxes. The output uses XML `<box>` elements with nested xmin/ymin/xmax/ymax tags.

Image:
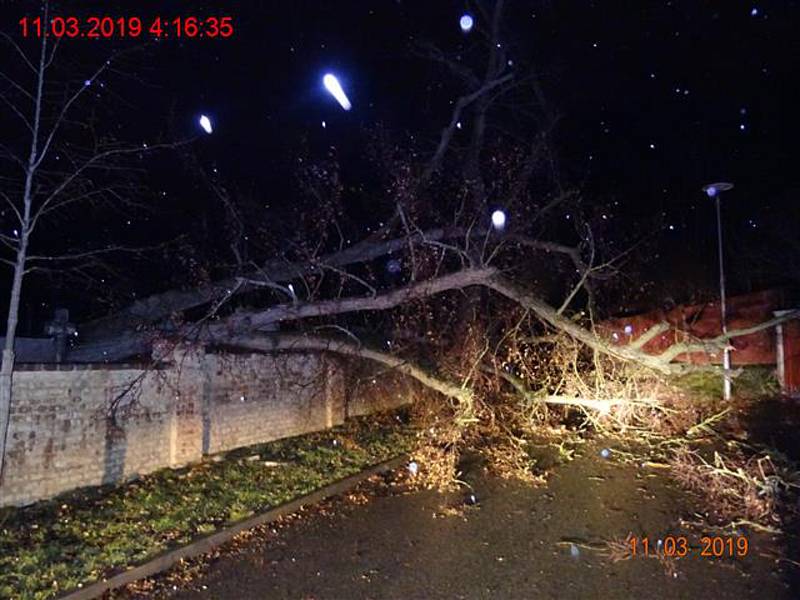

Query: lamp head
<box><xmin>702</xmin><ymin>182</ymin><xmax>734</xmax><ymax>197</ymax></box>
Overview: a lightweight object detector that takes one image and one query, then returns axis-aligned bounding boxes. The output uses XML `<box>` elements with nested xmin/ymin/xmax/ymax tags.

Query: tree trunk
<box><xmin>0</xmin><ymin>352</ymin><xmax>14</xmax><ymax>483</ymax></box>
<box><xmin>0</xmin><ymin>29</ymin><xmax>44</xmax><ymax>479</ymax></box>
<box><xmin>0</xmin><ymin>216</ymin><xmax>31</xmax><ymax>481</ymax></box>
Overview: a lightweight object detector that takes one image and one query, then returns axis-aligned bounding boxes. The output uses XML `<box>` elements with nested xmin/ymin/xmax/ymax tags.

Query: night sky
<box><xmin>2</xmin><ymin>1</ymin><xmax>799</xmax><ymax>331</ymax></box>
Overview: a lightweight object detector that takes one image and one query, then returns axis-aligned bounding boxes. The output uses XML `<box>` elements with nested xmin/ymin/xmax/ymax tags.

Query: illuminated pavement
<box><xmin>153</xmin><ymin>441</ymin><xmax>796</xmax><ymax>600</ymax></box>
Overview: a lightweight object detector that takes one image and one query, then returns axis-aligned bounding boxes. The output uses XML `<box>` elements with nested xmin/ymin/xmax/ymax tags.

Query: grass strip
<box><xmin>0</xmin><ymin>412</ymin><xmax>415</xmax><ymax>600</ymax></box>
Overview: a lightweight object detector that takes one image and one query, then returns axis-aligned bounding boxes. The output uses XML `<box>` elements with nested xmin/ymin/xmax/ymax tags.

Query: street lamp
<box><xmin>702</xmin><ymin>181</ymin><xmax>734</xmax><ymax>401</ymax></box>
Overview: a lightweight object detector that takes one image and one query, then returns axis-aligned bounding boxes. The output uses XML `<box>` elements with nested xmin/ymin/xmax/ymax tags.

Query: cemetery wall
<box><xmin>0</xmin><ymin>347</ymin><xmax>351</xmax><ymax>507</ymax></box>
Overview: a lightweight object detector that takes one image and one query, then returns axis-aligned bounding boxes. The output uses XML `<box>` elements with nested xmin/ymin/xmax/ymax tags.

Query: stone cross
<box><xmin>45</xmin><ymin>308</ymin><xmax>76</xmax><ymax>363</ymax></box>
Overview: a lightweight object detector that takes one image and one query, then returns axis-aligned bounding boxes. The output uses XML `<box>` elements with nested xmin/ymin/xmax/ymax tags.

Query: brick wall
<box><xmin>204</xmin><ymin>352</ymin><xmax>344</xmax><ymax>454</ymax></box>
<box><xmin>346</xmin><ymin>363</ymin><xmax>415</xmax><ymax>418</ymax></box>
<box><xmin>0</xmin><ymin>348</ymin><xmax>347</xmax><ymax>507</ymax></box>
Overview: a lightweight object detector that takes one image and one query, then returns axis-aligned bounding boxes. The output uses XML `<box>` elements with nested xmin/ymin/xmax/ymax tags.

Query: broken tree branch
<box><xmin>220</xmin><ymin>333</ymin><xmax>473</xmax><ymax>405</ymax></box>
<box><xmin>78</xmin><ymin>226</ymin><xmax>579</xmax><ymax>340</ymax></box>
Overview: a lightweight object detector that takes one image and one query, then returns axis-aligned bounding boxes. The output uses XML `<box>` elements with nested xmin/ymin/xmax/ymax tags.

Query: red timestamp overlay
<box><xmin>18</xmin><ymin>16</ymin><xmax>235</xmax><ymax>40</ymax></box>
<box><xmin>629</xmin><ymin>535</ymin><xmax>750</xmax><ymax>559</ymax></box>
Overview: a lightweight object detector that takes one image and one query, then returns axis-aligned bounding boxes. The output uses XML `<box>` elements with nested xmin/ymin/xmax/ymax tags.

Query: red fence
<box><xmin>599</xmin><ymin>290</ymin><xmax>786</xmax><ymax>366</ymax></box>
<box><xmin>779</xmin><ymin>319</ymin><xmax>800</xmax><ymax>393</ymax></box>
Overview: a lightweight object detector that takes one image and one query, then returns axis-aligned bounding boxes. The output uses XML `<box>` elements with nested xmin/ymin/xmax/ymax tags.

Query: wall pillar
<box><xmin>155</xmin><ymin>341</ymin><xmax>207</xmax><ymax>468</ymax></box>
<box><xmin>323</xmin><ymin>355</ymin><xmax>345</xmax><ymax>428</ymax></box>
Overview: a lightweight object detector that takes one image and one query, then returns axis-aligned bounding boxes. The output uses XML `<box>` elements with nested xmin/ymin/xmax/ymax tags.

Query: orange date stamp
<box><xmin>629</xmin><ymin>535</ymin><xmax>749</xmax><ymax>559</ymax></box>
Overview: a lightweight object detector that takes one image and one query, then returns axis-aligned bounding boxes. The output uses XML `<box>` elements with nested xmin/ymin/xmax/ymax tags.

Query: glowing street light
<box><xmin>198</xmin><ymin>114</ymin><xmax>213</xmax><ymax>134</ymax></box>
<box><xmin>459</xmin><ymin>14</ymin><xmax>474</xmax><ymax>33</ymax></box>
<box><xmin>703</xmin><ymin>181</ymin><xmax>734</xmax><ymax>401</ymax></box>
<box><xmin>322</xmin><ymin>74</ymin><xmax>352</xmax><ymax>111</ymax></box>
<box><xmin>491</xmin><ymin>209</ymin><xmax>507</xmax><ymax>230</ymax></box>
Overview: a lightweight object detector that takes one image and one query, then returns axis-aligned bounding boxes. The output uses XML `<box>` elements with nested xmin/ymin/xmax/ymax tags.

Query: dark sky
<box><xmin>80</xmin><ymin>1</ymin><xmax>798</xmax><ymax>214</ymax></box>
<box><xmin>2</xmin><ymin>1</ymin><xmax>799</xmax><ymax>329</ymax></box>
<box><xmin>161</xmin><ymin>1</ymin><xmax>799</xmax><ymax>206</ymax></box>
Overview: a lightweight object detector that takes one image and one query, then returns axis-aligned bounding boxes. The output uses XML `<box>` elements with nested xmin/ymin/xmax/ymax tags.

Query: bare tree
<box><xmin>0</xmin><ymin>6</ymin><xmax>183</xmax><ymax>477</ymax></box>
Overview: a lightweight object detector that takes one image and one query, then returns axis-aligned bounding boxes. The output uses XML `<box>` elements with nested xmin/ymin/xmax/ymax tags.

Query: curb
<box><xmin>59</xmin><ymin>455</ymin><xmax>407</xmax><ymax>600</ymax></box>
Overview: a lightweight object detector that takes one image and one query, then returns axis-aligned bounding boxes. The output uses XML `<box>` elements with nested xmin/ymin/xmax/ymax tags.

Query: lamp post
<box><xmin>702</xmin><ymin>181</ymin><xmax>734</xmax><ymax>401</ymax></box>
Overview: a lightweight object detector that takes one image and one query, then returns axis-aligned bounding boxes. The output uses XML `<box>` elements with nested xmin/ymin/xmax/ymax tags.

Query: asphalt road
<box><xmin>137</xmin><ymin>441</ymin><xmax>796</xmax><ymax>600</ymax></box>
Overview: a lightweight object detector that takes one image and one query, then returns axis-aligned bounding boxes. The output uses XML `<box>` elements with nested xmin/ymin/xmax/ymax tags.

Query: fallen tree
<box><xmin>78</xmin><ymin>226</ymin><xmax>595</xmax><ymax>341</ymax></box>
<box><xmin>73</xmin><ymin>258</ymin><xmax>795</xmax><ymax>380</ymax></box>
<box><xmin>4</xmin><ymin>1</ymin><xmax>793</xmax><ymax>498</ymax></box>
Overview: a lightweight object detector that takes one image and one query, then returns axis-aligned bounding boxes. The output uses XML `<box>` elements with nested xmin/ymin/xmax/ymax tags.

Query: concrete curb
<box><xmin>59</xmin><ymin>455</ymin><xmax>407</xmax><ymax>600</ymax></box>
